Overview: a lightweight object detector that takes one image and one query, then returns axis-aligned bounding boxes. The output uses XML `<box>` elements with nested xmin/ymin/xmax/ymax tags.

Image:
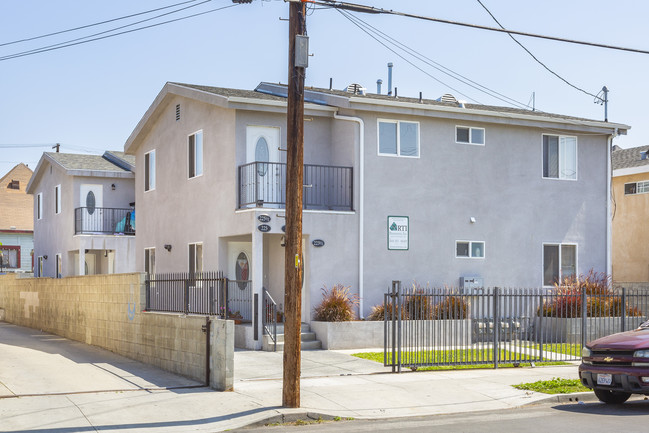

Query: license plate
<box><xmin>597</xmin><ymin>373</ymin><xmax>613</xmax><ymax>386</ymax></box>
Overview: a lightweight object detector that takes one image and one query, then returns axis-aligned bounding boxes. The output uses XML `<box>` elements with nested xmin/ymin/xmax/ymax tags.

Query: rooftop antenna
<box><xmin>594</xmin><ymin>86</ymin><xmax>608</xmax><ymax>122</ymax></box>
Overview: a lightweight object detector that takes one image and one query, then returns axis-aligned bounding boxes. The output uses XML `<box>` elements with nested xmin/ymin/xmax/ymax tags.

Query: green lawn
<box><xmin>513</xmin><ymin>377</ymin><xmax>589</xmax><ymax>394</ymax></box>
<box><xmin>524</xmin><ymin>343</ymin><xmax>582</xmax><ymax>357</ymax></box>
<box><xmin>353</xmin><ymin>349</ymin><xmax>568</xmax><ymax>371</ymax></box>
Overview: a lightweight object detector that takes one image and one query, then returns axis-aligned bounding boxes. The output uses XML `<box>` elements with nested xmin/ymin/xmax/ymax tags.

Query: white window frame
<box><xmin>542</xmin><ymin>242</ymin><xmax>578</xmax><ymax>287</ymax></box>
<box><xmin>624</xmin><ymin>180</ymin><xmax>649</xmax><ymax>195</ymax></box>
<box><xmin>144</xmin><ymin>247</ymin><xmax>156</xmax><ymax>275</ymax></box>
<box><xmin>56</xmin><ymin>253</ymin><xmax>62</xmax><ymax>278</ymax></box>
<box><xmin>37</xmin><ymin>256</ymin><xmax>44</xmax><ymax>277</ymax></box>
<box><xmin>188</xmin><ymin>130</ymin><xmax>204</xmax><ymax>179</ymax></box>
<box><xmin>542</xmin><ymin>134</ymin><xmax>578</xmax><ymax>181</ymax></box>
<box><xmin>455</xmin><ymin>126</ymin><xmax>485</xmax><ymax>146</ymax></box>
<box><xmin>455</xmin><ymin>240</ymin><xmax>485</xmax><ymax>259</ymax></box>
<box><xmin>189</xmin><ymin>242</ymin><xmax>203</xmax><ymax>275</ymax></box>
<box><xmin>37</xmin><ymin>192</ymin><xmax>43</xmax><ymax>220</ymax></box>
<box><xmin>54</xmin><ymin>185</ymin><xmax>61</xmax><ymax>214</ymax></box>
<box><xmin>377</xmin><ymin>119</ymin><xmax>420</xmax><ymax>158</ymax></box>
<box><xmin>144</xmin><ymin>150</ymin><xmax>156</xmax><ymax>192</ymax></box>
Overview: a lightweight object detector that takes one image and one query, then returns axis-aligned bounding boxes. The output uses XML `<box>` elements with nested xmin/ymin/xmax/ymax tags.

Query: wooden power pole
<box><xmin>283</xmin><ymin>0</ymin><xmax>306</xmax><ymax>408</ymax></box>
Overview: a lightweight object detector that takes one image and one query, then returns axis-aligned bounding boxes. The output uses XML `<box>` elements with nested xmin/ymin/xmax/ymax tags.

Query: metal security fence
<box><xmin>384</xmin><ymin>281</ymin><xmax>649</xmax><ymax>372</ymax></box>
<box><xmin>145</xmin><ymin>272</ymin><xmax>254</xmax><ymax>322</ymax></box>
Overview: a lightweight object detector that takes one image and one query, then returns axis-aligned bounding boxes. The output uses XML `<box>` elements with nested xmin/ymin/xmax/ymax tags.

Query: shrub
<box><xmin>313</xmin><ymin>284</ymin><xmax>359</xmax><ymax>322</ymax></box>
<box><xmin>432</xmin><ymin>296</ymin><xmax>468</xmax><ymax>319</ymax></box>
<box><xmin>404</xmin><ymin>283</ymin><xmax>433</xmax><ymax>320</ymax></box>
<box><xmin>366</xmin><ymin>301</ymin><xmax>408</xmax><ymax>321</ymax></box>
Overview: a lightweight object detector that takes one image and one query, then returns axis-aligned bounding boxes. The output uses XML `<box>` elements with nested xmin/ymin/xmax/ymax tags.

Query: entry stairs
<box><xmin>262</xmin><ymin>322</ymin><xmax>322</xmax><ymax>351</ymax></box>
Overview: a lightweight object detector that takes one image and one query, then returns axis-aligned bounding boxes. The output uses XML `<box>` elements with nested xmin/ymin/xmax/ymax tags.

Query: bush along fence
<box><xmin>145</xmin><ymin>272</ymin><xmax>253</xmax><ymax>322</ymax></box>
<box><xmin>384</xmin><ymin>279</ymin><xmax>649</xmax><ymax>372</ymax></box>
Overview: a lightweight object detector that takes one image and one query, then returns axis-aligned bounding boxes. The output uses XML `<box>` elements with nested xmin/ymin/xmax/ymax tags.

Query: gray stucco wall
<box><xmin>127</xmin><ymin>89</ymin><xmax>611</xmax><ymax>319</ymax></box>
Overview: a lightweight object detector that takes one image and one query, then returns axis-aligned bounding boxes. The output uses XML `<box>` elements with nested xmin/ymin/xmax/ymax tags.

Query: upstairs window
<box><xmin>543</xmin><ymin>135</ymin><xmax>577</xmax><ymax>180</ymax></box>
<box><xmin>55</xmin><ymin>185</ymin><xmax>61</xmax><ymax>214</ymax></box>
<box><xmin>188</xmin><ymin>131</ymin><xmax>203</xmax><ymax>178</ymax></box>
<box><xmin>456</xmin><ymin>126</ymin><xmax>485</xmax><ymax>145</ymax></box>
<box><xmin>37</xmin><ymin>193</ymin><xmax>42</xmax><ymax>220</ymax></box>
<box><xmin>378</xmin><ymin>120</ymin><xmax>419</xmax><ymax>157</ymax></box>
<box><xmin>7</xmin><ymin>180</ymin><xmax>19</xmax><ymax>190</ymax></box>
<box><xmin>624</xmin><ymin>180</ymin><xmax>649</xmax><ymax>195</ymax></box>
<box><xmin>145</xmin><ymin>150</ymin><xmax>156</xmax><ymax>191</ymax></box>
<box><xmin>189</xmin><ymin>243</ymin><xmax>203</xmax><ymax>275</ymax></box>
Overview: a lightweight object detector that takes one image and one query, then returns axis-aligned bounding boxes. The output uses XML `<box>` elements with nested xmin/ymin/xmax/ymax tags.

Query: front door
<box><xmin>79</xmin><ymin>184</ymin><xmax>103</xmax><ymax>232</ymax></box>
<box><xmin>246</xmin><ymin>126</ymin><xmax>281</xmax><ymax>206</ymax></box>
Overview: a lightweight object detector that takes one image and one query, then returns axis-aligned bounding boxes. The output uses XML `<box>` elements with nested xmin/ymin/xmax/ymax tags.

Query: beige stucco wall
<box><xmin>612</xmin><ymin>172</ymin><xmax>649</xmax><ymax>283</ymax></box>
<box><xmin>0</xmin><ymin>273</ymin><xmax>232</xmax><ymax>387</ymax></box>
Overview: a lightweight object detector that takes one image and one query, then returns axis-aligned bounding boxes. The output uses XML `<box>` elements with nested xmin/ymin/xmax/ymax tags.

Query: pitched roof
<box><xmin>0</xmin><ymin>163</ymin><xmax>34</xmax><ymax>231</ymax></box>
<box><xmin>45</xmin><ymin>152</ymin><xmax>133</xmax><ymax>172</ymax></box>
<box><xmin>612</xmin><ymin>144</ymin><xmax>649</xmax><ymax>173</ymax></box>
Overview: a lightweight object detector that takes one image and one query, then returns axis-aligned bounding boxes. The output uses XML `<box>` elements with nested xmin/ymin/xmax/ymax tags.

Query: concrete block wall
<box><xmin>0</xmin><ymin>273</ymin><xmax>233</xmax><ymax>390</ymax></box>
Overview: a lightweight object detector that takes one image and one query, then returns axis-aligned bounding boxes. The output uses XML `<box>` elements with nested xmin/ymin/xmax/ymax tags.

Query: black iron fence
<box><xmin>238</xmin><ymin>162</ymin><xmax>353</xmax><ymax>211</ymax></box>
<box><xmin>145</xmin><ymin>271</ymin><xmax>253</xmax><ymax>321</ymax></box>
<box><xmin>384</xmin><ymin>282</ymin><xmax>649</xmax><ymax>372</ymax></box>
<box><xmin>74</xmin><ymin>207</ymin><xmax>135</xmax><ymax>235</ymax></box>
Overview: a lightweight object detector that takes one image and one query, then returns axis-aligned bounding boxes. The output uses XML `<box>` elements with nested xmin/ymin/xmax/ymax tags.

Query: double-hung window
<box><xmin>378</xmin><ymin>120</ymin><xmax>419</xmax><ymax>157</ymax></box>
<box><xmin>189</xmin><ymin>243</ymin><xmax>203</xmax><ymax>275</ymax></box>
<box><xmin>543</xmin><ymin>243</ymin><xmax>576</xmax><ymax>286</ymax></box>
<box><xmin>145</xmin><ymin>150</ymin><xmax>156</xmax><ymax>191</ymax></box>
<box><xmin>456</xmin><ymin>126</ymin><xmax>485</xmax><ymax>145</ymax></box>
<box><xmin>543</xmin><ymin>135</ymin><xmax>577</xmax><ymax>180</ymax></box>
<box><xmin>55</xmin><ymin>185</ymin><xmax>61</xmax><ymax>214</ymax></box>
<box><xmin>456</xmin><ymin>241</ymin><xmax>485</xmax><ymax>258</ymax></box>
<box><xmin>188</xmin><ymin>131</ymin><xmax>203</xmax><ymax>178</ymax></box>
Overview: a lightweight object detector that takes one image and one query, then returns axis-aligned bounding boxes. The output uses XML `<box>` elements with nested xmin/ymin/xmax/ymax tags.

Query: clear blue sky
<box><xmin>1</xmin><ymin>0</ymin><xmax>648</xmax><ymax>177</ymax></box>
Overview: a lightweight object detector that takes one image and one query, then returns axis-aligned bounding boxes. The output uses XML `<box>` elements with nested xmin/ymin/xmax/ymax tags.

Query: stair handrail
<box><xmin>262</xmin><ymin>288</ymin><xmax>278</xmax><ymax>352</ymax></box>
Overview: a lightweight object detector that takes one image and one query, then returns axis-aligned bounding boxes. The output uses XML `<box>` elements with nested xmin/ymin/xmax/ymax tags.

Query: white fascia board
<box><xmin>227</xmin><ymin>96</ymin><xmax>337</xmax><ymax>113</ymax></box>
<box><xmin>67</xmin><ymin>169</ymin><xmax>135</xmax><ymax>179</ymax></box>
<box><xmin>613</xmin><ymin>165</ymin><xmax>649</xmax><ymax>177</ymax></box>
<box><xmin>347</xmin><ymin>97</ymin><xmax>629</xmax><ymax>134</ymax></box>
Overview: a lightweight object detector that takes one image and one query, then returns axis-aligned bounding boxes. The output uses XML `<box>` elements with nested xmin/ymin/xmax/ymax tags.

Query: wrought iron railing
<box><xmin>262</xmin><ymin>288</ymin><xmax>278</xmax><ymax>351</ymax></box>
<box><xmin>74</xmin><ymin>207</ymin><xmax>135</xmax><ymax>235</ymax></box>
<box><xmin>238</xmin><ymin>161</ymin><xmax>353</xmax><ymax>211</ymax></box>
<box><xmin>384</xmin><ymin>282</ymin><xmax>649</xmax><ymax>372</ymax></box>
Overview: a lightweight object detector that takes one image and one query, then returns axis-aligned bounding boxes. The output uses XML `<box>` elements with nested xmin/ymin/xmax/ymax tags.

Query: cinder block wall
<box><xmin>0</xmin><ymin>273</ymin><xmax>223</xmax><ymax>386</ymax></box>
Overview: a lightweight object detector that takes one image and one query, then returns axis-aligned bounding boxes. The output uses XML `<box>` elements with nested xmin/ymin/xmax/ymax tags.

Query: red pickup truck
<box><xmin>579</xmin><ymin>321</ymin><xmax>649</xmax><ymax>404</ymax></box>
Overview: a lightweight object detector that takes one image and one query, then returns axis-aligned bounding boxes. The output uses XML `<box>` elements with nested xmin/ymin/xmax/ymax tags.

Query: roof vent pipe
<box><xmin>387</xmin><ymin>62</ymin><xmax>393</xmax><ymax>96</ymax></box>
<box><xmin>377</xmin><ymin>79</ymin><xmax>383</xmax><ymax>95</ymax></box>
<box><xmin>329</xmin><ymin>77</ymin><xmax>333</xmax><ymax>90</ymax></box>
<box><xmin>419</xmin><ymin>92</ymin><xmax>422</xmax><ymax>103</ymax></box>
<box><xmin>394</xmin><ymin>87</ymin><xmax>398</xmax><ymax>98</ymax></box>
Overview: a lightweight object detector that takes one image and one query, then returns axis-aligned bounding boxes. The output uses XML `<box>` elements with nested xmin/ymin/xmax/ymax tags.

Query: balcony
<box><xmin>74</xmin><ymin>207</ymin><xmax>135</xmax><ymax>235</ymax></box>
<box><xmin>238</xmin><ymin>162</ymin><xmax>353</xmax><ymax>211</ymax></box>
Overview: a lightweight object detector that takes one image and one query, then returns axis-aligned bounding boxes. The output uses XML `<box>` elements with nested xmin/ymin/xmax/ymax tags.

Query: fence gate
<box><xmin>385</xmin><ymin>280</ymin><xmax>649</xmax><ymax>372</ymax></box>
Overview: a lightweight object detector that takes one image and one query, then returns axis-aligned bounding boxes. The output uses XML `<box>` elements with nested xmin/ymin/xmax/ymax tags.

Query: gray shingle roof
<box><xmin>46</xmin><ymin>152</ymin><xmax>132</xmax><ymax>173</ymax></box>
<box><xmin>612</xmin><ymin>145</ymin><xmax>649</xmax><ymax>171</ymax></box>
<box><xmin>171</xmin><ymin>82</ymin><xmax>287</xmax><ymax>102</ymax></box>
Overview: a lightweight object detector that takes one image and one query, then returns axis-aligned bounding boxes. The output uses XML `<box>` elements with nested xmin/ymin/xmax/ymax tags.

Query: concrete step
<box><xmin>262</xmin><ymin>323</ymin><xmax>322</xmax><ymax>351</ymax></box>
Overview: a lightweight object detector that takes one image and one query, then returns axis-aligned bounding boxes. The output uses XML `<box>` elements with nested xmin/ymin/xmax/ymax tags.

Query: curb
<box><xmin>530</xmin><ymin>391</ymin><xmax>599</xmax><ymax>404</ymax></box>
<box><xmin>242</xmin><ymin>411</ymin><xmax>343</xmax><ymax>428</ymax></box>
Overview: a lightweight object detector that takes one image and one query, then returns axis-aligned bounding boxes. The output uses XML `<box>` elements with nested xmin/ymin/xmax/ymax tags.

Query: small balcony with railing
<box><xmin>238</xmin><ymin>162</ymin><xmax>353</xmax><ymax>211</ymax></box>
<box><xmin>74</xmin><ymin>207</ymin><xmax>135</xmax><ymax>235</ymax></box>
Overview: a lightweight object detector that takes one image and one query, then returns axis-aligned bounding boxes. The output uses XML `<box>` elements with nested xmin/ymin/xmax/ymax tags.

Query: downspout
<box><xmin>606</xmin><ymin>129</ymin><xmax>617</xmax><ymax>278</ymax></box>
<box><xmin>333</xmin><ymin>112</ymin><xmax>365</xmax><ymax>318</ymax></box>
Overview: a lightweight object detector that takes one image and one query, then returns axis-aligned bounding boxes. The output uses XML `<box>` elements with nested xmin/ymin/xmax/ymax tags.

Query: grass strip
<box><xmin>513</xmin><ymin>377</ymin><xmax>589</xmax><ymax>394</ymax></box>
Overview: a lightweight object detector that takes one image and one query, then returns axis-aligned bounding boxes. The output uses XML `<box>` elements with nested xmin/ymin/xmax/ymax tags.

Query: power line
<box><xmin>316</xmin><ymin>0</ymin><xmax>649</xmax><ymax>55</ymax></box>
<box><xmin>0</xmin><ymin>0</ymin><xmax>200</xmax><ymax>47</ymax></box>
<box><xmin>338</xmin><ymin>9</ymin><xmax>530</xmax><ymax>109</ymax></box>
<box><xmin>0</xmin><ymin>0</ymin><xmax>215</xmax><ymax>61</ymax></box>
<box><xmin>0</xmin><ymin>2</ymin><xmax>239</xmax><ymax>62</ymax></box>
<box><xmin>475</xmin><ymin>0</ymin><xmax>599</xmax><ymax>99</ymax></box>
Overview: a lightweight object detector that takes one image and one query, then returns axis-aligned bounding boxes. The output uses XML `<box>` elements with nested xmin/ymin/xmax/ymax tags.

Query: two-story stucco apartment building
<box><xmin>124</xmin><ymin>81</ymin><xmax>628</xmax><ymax>332</ymax></box>
<box><xmin>27</xmin><ymin>151</ymin><xmax>136</xmax><ymax>278</ymax></box>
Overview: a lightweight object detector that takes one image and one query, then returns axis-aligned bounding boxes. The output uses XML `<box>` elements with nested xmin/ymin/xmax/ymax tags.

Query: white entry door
<box><xmin>246</xmin><ymin>126</ymin><xmax>281</xmax><ymax>206</ymax></box>
<box><xmin>79</xmin><ymin>184</ymin><xmax>103</xmax><ymax>233</ymax></box>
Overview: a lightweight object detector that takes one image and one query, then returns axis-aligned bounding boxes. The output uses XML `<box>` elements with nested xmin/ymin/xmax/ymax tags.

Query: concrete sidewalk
<box><xmin>1</xmin><ymin>321</ymin><xmax>589</xmax><ymax>432</ymax></box>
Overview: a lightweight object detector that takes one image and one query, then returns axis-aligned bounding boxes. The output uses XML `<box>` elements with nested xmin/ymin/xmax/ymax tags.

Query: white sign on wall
<box><xmin>387</xmin><ymin>216</ymin><xmax>409</xmax><ymax>250</ymax></box>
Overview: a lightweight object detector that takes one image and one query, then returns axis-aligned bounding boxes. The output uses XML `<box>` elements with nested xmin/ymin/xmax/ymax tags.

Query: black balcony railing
<box><xmin>238</xmin><ymin>161</ymin><xmax>353</xmax><ymax>211</ymax></box>
<box><xmin>74</xmin><ymin>207</ymin><xmax>135</xmax><ymax>235</ymax></box>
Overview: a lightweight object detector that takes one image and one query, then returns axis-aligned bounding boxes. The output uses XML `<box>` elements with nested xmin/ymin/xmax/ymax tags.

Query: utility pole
<box><xmin>283</xmin><ymin>0</ymin><xmax>306</xmax><ymax>408</ymax></box>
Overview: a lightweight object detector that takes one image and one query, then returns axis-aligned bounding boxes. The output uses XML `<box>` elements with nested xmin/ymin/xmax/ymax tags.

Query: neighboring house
<box><xmin>0</xmin><ymin>163</ymin><xmax>34</xmax><ymax>273</ymax></box>
<box><xmin>124</xmin><ymin>81</ymin><xmax>628</xmax><ymax>347</ymax></box>
<box><xmin>26</xmin><ymin>151</ymin><xmax>136</xmax><ymax>277</ymax></box>
<box><xmin>612</xmin><ymin>144</ymin><xmax>649</xmax><ymax>284</ymax></box>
